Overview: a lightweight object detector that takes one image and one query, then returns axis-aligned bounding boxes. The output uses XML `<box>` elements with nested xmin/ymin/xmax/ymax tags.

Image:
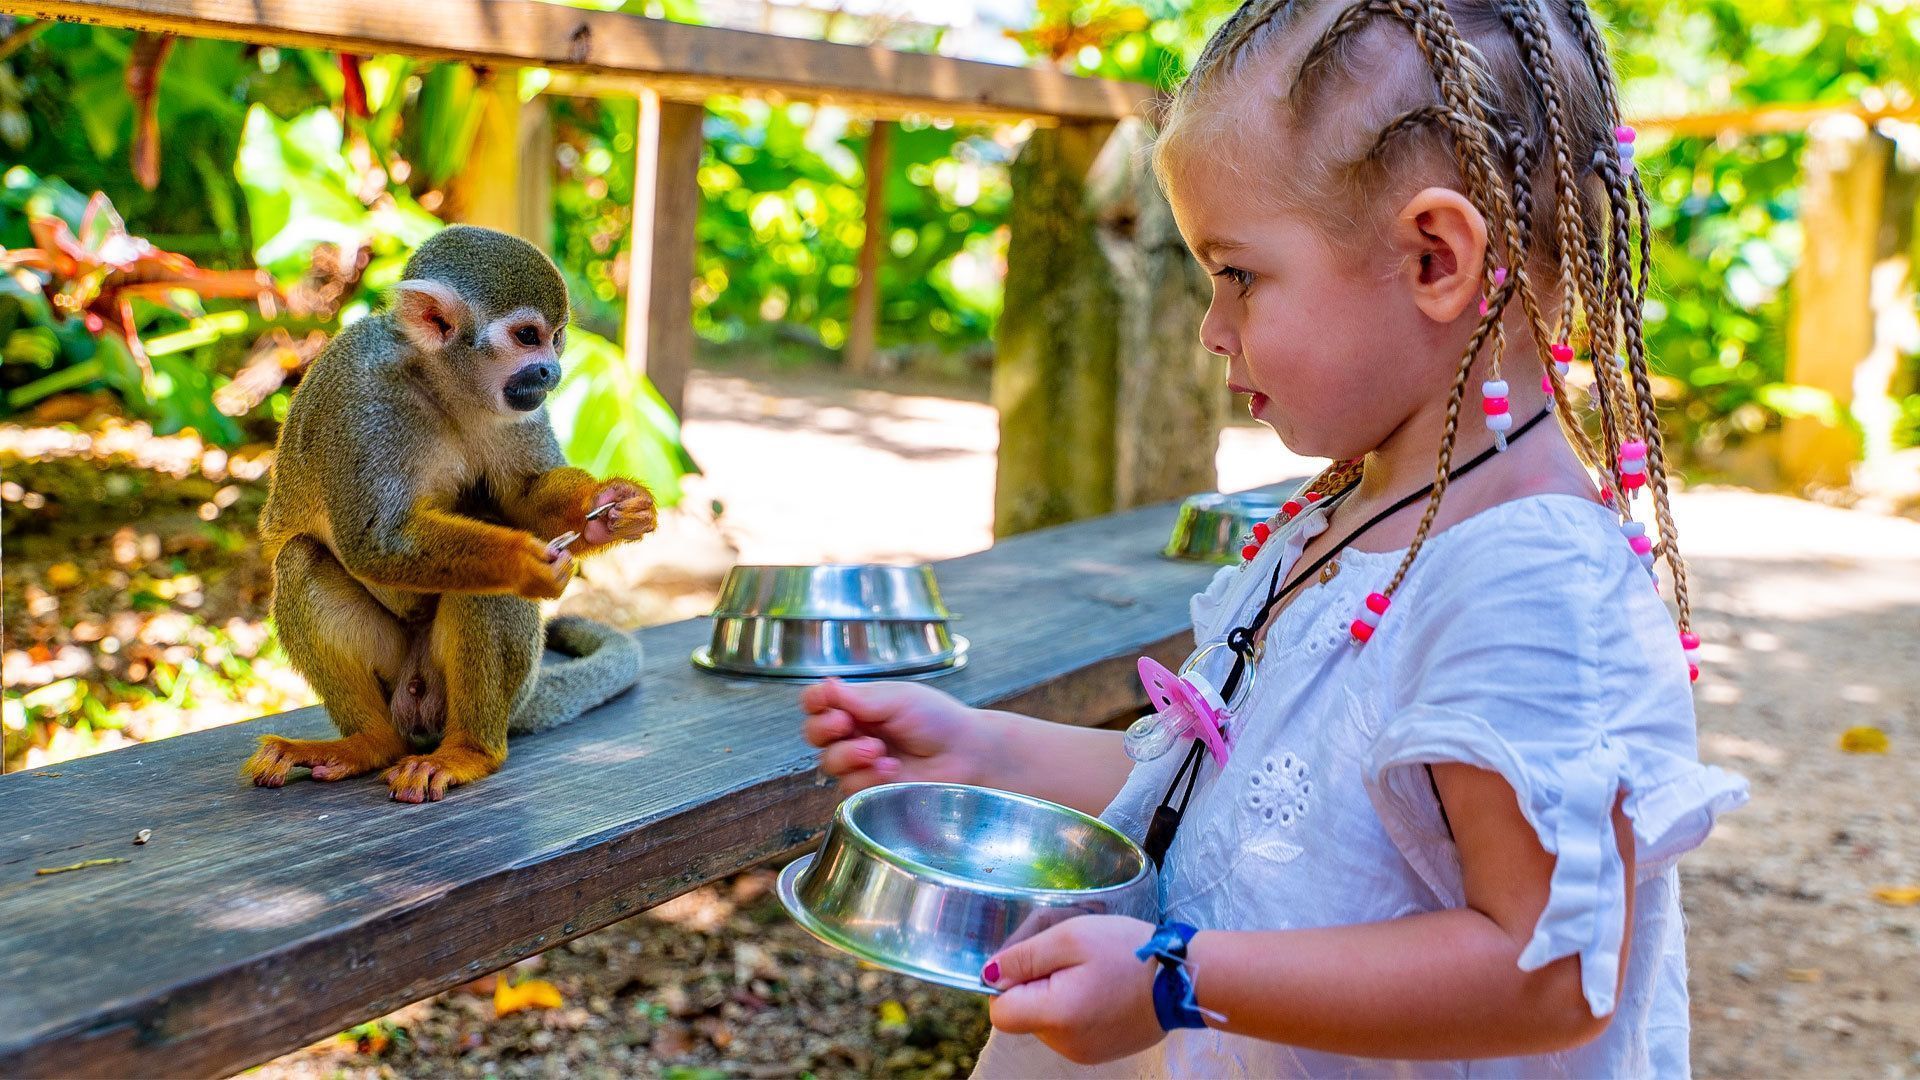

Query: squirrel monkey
<box><xmin>246</xmin><ymin>226</ymin><xmax>657</xmax><ymax>803</ymax></box>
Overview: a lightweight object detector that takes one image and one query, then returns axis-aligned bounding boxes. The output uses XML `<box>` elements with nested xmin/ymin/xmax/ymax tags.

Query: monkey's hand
<box><xmin>584</xmin><ymin>479</ymin><xmax>657</xmax><ymax>546</ymax></box>
<box><xmin>515</xmin><ymin>534</ymin><xmax>575</xmax><ymax>600</ymax></box>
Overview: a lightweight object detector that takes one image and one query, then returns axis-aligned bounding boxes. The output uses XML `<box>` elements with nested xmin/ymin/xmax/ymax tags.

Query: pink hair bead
<box><xmin>1618</xmin><ymin>439</ymin><xmax>1648</xmax><ymax>490</ymax></box>
<box><xmin>1241</xmin><ymin>543</ymin><xmax>1261</xmax><ymax>561</ymax></box>
<box><xmin>1482</xmin><ymin>379</ymin><xmax>1513</xmax><ymax>450</ymax></box>
<box><xmin>1305</xmin><ymin>490</ymin><xmax>1324</xmax><ymax>503</ymax></box>
<box><xmin>1546</xmin><ymin>342</ymin><xmax>1573</xmax><ymax>395</ymax></box>
<box><xmin>1621</xmin><ymin>520</ymin><xmax>1657</xmax><ymax>577</ymax></box>
<box><xmin>1477</xmin><ymin>267</ymin><xmax>1509</xmax><ymax>316</ymax></box>
<box><xmin>1350</xmin><ymin>591</ymin><xmax>1391</xmax><ymax>645</ymax></box>
<box><xmin>1615</xmin><ymin>125</ymin><xmax>1637</xmax><ymax>172</ymax></box>
<box><xmin>1680</xmin><ymin>630</ymin><xmax>1702</xmax><ymax>682</ymax></box>
<box><xmin>1281</xmin><ymin>499</ymin><xmax>1304</xmax><ymax>518</ymax></box>
<box><xmin>1252</xmin><ymin>521</ymin><xmax>1272</xmax><ymax>543</ymax></box>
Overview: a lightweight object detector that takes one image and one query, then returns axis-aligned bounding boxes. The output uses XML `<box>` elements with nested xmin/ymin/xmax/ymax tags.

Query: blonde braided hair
<box><xmin>1158</xmin><ymin>0</ymin><xmax>1697</xmax><ymax>658</ymax></box>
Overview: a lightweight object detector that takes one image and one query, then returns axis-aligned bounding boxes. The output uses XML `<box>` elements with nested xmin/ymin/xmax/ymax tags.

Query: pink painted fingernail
<box><xmin>983</xmin><ymin>961</ymin><xmax>1000</xmax><ymax>983</ymax></box>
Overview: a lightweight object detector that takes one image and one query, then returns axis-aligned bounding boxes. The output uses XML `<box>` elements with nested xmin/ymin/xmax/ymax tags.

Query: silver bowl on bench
<box><xmin>1163</xmin><ymin>490</ymin><xmax>1285</xmax><ymax>564</ymax></box>
<box><xmin>692</xmin><ymin>564</ymin><xmax>967</xmax><ymax>680</ymax></box>
<box><xmin>777</xmin><ymin>783</ymin><xmax>1158</xmax><ymax>994</ymax></box>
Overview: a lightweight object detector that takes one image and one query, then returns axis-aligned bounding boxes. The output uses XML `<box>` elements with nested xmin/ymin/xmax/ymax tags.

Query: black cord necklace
<box><xmin>1142</xmin><ymin>406</ymin><xmax>1556</xmax><ymax>867</ymax></box>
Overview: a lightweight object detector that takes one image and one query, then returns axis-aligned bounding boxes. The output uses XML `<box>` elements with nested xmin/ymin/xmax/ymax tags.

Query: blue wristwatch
<box><xmin>1135</xmin><ymin>921</ymin><xmax>1209</xmax><ymax>1031</ymax></box>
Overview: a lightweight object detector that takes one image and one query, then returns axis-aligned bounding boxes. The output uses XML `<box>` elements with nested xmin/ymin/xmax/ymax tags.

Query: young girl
<box><xmin>803</xmin><ymin>0</ymin><xmax>1747</xmax><ymax>1074</ymax></box>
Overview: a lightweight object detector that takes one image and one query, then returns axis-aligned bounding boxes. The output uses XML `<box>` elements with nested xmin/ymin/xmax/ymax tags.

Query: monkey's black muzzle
<box><xmin>504</xmin><ymin>361</ymin><xmax>561</xmax><ymax>412</ymax></box>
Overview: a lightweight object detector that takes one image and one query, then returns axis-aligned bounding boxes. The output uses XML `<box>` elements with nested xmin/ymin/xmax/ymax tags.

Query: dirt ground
<box><xmin>242</xmin><ymin>364</ymin><xmax>1917</xmax><ymax>1079</ymax></box>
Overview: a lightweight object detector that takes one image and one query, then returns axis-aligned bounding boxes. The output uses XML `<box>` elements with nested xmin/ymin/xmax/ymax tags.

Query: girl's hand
<box><xmin>984</xmin><ymin>914</ymin><xmax>1164</xmax><ymax>1066</ymax></box>
<box><xmin>799</xmin><ymin>678</ymin><xmax>997</xmax><ymax>793</ymax></box>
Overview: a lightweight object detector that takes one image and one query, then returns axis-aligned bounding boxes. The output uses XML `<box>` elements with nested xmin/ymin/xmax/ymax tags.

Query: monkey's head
<box><xmin>390</xmin><ymin>226</ymin><xmax>572</xmax><ymax>416</ymax></box>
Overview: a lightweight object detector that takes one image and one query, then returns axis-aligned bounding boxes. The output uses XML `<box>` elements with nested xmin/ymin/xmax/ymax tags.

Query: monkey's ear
<box><xmin>393</xmin><ymin>279</ymin><xmax>471</xmax><ymax>353</ymax></box>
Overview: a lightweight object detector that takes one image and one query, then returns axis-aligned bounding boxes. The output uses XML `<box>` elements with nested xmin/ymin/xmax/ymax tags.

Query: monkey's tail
<box><xmin>509</xmin><ymin>616</ymin><xmax>642</xmax><ymax>735</ymax></box>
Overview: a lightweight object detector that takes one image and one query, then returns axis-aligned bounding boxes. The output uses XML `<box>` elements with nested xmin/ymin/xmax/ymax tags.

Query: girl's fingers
<box><xmin>987</xmin><ymin>978</ymin><xmax>1064</xmax><ymax>1035</ymax></box>
<box><xmin>802</xmin><ymin>708</ymin><xmax>854</xmax><ymax>748</ymax></box>
<box><xmin>985</xmin><ymin>923</ymin><xmax>1078</xmax><ymax>989</ymax></box>
<box><xmin>808</xmin><ymin>677</ymin><xmax>921</xmax><ymax>724</ymax></box>
<box><xmin>798</xmin><ymin>677</ymin><xmax>842</xmax><ymax>714</ymax></box>
<box><xmin>818</xmin><ymin>737</ymin><xmax>887</xmax><ymax>777</ymax></box>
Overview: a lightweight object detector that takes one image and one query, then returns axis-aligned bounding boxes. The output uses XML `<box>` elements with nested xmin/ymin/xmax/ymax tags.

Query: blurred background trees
<box><xmin>3</xmin><ymin>0</ymin><xmax>1916</xmax><ymax>766</ymax></box>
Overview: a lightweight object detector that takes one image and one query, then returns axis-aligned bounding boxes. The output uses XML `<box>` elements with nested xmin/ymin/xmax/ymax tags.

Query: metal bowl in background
<box><xmin>1163</xmin><ymin>490</ymin><xmax>1285</xmax><ymax>564</ymax></box>
<box><xmin>778</xmin><ymin>783</ymin><xmax>1158</xmax><ymax>993</ymax></box>
<box><xmin>711</xmin><ymin>564</ymin><xmax>954</xmax><ymax>621</ymax></box>
<box><xmin>694</xmin><ymin>617</ymin><xmax>968</xmax><ymax>679</ymax></box>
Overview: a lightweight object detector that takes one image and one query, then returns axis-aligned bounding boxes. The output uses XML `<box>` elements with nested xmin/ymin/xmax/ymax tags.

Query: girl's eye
<box><xmin>514</xmin><ymin>326</ymin><xmax>541</xmax><ymax>346</ymax></box>
<box><xmin>1213</xmin><ymin>266</ymin><xmax>1254</xmax><ymax>291</ymax></box>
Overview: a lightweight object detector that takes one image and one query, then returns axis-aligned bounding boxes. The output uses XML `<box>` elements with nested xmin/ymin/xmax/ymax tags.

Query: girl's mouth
<box><xmin>1230</xmin><ymin>383</ymin><xmax>1269</xmax><ymax>415</ymax></box>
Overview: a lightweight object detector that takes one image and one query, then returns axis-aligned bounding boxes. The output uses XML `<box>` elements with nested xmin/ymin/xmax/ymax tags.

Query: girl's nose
<box><xmin>1200</xmin><ymin>302</ymin><xmax>1237</xmax><ymax>358</ymax></box>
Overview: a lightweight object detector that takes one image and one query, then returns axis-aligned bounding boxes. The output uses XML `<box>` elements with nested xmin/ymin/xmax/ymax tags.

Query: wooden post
<box><xmin>992</xmin><ymin>119</ymin><xmax>1219</xmax><ymax>538</ymax></box>
<box><xmin>516</xmin><ymin>96</ymin><xmax>554</xmax><ymax>248</ymax></box>
<box><xmin>844</xmin><ymin>119</ymin><xmax>892</xmax><ymax>377</ymax></box>
<box><xmin>446</xmin><ymin>68</ymin><xmax>525</xmax><ymax>235</ymax></box>
<box><xmin>446</xmin><ymin>70</ymin><xmax>552</xmax><ymax>245</ymax></box>
<box><xmin>1781</xmin><ymin>117</ymin><xmax>1889</xmax><ymax>490</ymax></box>
<box><xmin>624</xmin><ymin>89</ymin><xmax>704</xmax><ymax>421</ymax></box>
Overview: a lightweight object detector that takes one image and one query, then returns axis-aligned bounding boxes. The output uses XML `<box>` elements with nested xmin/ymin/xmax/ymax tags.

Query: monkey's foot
<box><xmin>384</xmin><ymin>745</ymin><xmax>503</xmax><ymax>803</ymax></box>
<box><xmin>244</xmin><ymin>733</ymin><xmax>403</xmax><ymax>787</ymax></box>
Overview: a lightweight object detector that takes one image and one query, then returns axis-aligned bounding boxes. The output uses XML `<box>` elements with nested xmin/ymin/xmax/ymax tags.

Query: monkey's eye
<box><xmin>514</xmin><ymin>326</ymin><xmax>541</xmax><ymax>347</ymax></box>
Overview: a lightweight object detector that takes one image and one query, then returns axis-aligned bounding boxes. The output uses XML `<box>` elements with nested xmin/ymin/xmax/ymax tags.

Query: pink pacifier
<box><xmin>1124</xmin><ymin>656</ymin><xmax>1234</xmax><ymax>766</ymax></box>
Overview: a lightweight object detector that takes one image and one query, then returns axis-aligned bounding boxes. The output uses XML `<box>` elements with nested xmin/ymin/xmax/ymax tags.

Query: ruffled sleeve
<box><xmin>1361</xmin><ymin>498</ymin><xmax>1748</xmax><ymax>1018</ymax></box>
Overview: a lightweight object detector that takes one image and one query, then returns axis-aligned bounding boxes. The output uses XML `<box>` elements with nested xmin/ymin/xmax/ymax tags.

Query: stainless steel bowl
<box><xmin>693</xmin><ymin>618</ymin><xmax>968</xmax><ymax>679</ymax></box>
<box><xmin>712</xmin><ymin>564</ymin><xmax>954</xmax><ymax>621</ymax></box>
<box><xmin>778</xmin><ymin>783</ymin><xmax>1158</xmax><ymax>994</ymax></box>
<box><xmin>1163</xmin><ymin>490</ymin><xmax>1285</xmax><ymax>563</ymax></box>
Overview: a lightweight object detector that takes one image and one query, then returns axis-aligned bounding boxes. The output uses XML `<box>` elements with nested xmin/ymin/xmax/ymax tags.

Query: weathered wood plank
<box><xmin>0</xmin><ymin>0</ymin><xmax>1153</xmax><ymax>123</ymax></box>
<box><xmin>0</xmin><ymin>489</ymin><xmax>1279</xmax><ymax>1079</ymax></box>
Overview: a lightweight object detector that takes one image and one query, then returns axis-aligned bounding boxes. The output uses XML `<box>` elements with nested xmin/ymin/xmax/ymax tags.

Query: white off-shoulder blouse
<box><xmin>975</xmin><ymin>493</ymin><xmax>1748</xmax><ymax>1078</ymax></box>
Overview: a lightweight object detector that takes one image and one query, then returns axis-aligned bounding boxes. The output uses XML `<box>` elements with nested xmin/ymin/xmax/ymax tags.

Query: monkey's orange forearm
<box><xmin>496</xmin><ymin>465</ymin><xmax>598</xmax><ymax>539</ymax></box>
<box><xmin>339</xmin><ymin>507</ymin><xmax>545</xmax><ymax>595</ymax></box>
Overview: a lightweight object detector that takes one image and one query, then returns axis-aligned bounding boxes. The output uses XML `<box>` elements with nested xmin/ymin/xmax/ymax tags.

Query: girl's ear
<box><xmin>393</xmin><ymin>278</ymin><xmax>471</xmax><ymax>353</ymax></box>
<box><xmin>1394</xmin><ymin>187</ymin><xmax>1489</xmax><ymax>324</ymax></box>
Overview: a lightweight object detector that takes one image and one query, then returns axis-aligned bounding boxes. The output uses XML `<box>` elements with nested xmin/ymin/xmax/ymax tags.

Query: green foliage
<box><xmin>2</xmin><ymin>28</ymin><xmax>696</xmax><ymax>497</ymax></box>
<box><xmin>549</xmin><ymin>94</ymin><xmax>1011</xmax><ymax>365</ymax></box>
<box><xmin>548</xmin><ymin>328</ymin><xmax>701</xmax><ymax>505</ymax></box>
<box><xmin>234</xmin><ymin>104</ymin><xmax>439</xmax><ymax>288</ymax></box>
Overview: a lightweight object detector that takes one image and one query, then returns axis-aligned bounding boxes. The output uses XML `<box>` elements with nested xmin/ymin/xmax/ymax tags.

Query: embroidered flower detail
<box><xmin>1245</xmin><ymin>752</ymin><xmax>1313</xmax><ymax>828</ymax></box>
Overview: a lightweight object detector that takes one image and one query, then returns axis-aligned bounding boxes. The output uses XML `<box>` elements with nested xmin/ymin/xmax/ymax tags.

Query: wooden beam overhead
<box><xmin>0</xmin><ymin>0</ymin><xmax>1157</xmax><ymax>123</ymax></box>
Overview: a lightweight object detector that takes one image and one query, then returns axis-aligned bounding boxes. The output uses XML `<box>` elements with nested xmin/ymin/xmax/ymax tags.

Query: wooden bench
<box><xmin>0</xmin><ymin>491</ymin><xmax>1283</xmax><ymax>1079</ymax></box>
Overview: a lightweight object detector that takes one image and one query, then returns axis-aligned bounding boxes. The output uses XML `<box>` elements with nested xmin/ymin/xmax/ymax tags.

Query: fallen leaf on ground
<box><xmin>1838</xmin><ymin>726</ymin><xmax>1889</xmax><ymax>753</ymax></box>
<box><xmin>495</xmin><ymin>976</ymin><xmax>564</xmax><ymax>1016</ymax></box>
<box><xmin>1784</xmin><ymin>968</ymin><xmax>1824</xmax><ymax>983</ymax></box>
<box><xmin>1871</xmin><ymin>885</ymin><xmax>1920</xmax><ymax>906</ymax></box>
<box><xmin>36</xmin><ymin>858</ymin><xmax>130</xmax><ymax>875</ymax></box>
<box><xmin>877</xmin><ymin>999</ymin><xmax>908</xmax><ymax>1033</ymax></box>
<box><xmin>45</xmin><ymin>562</ymin><xmax>81</xmax><ymax>589</ymax></box>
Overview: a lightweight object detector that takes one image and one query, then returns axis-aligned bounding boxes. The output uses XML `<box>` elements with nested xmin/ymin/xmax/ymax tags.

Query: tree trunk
<box><xmin>993</xmin><ymin>119</ymin><xmax>1219</xmax><ymax>538</ymax></box>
